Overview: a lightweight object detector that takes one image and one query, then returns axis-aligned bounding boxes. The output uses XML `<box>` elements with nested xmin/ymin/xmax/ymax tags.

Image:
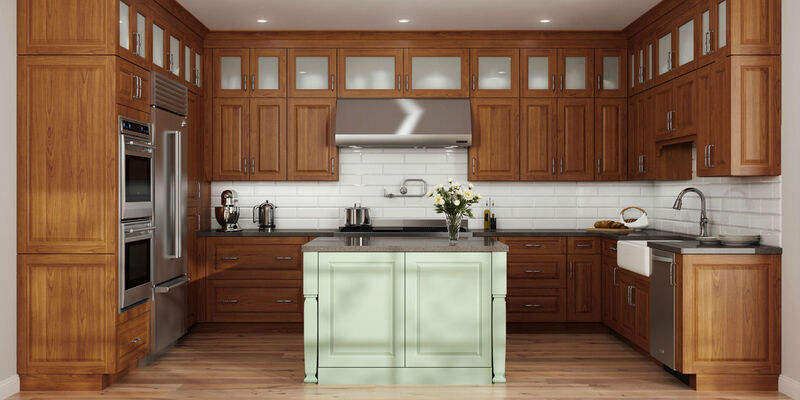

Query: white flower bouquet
<box><xmin>426</xmin><ymin>178</ymin><xmax>482</xmax><ymax>243</ymax></box>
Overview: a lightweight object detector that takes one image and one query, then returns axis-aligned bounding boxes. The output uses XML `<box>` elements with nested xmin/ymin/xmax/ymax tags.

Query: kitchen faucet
<box><xmin>672</xmin><ymin>187</ymin><xmax>710</xmax><ymax>237</ymax></box>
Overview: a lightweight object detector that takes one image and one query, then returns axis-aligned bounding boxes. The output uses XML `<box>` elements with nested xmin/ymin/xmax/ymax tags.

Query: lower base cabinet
<box><xmin>305</xmin><ymin>251</ymin><xmax>506</xmax><ymax>384</ymax></box>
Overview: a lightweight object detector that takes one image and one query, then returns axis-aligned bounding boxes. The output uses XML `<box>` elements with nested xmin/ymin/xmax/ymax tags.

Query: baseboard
<box><xmin>780</xmin><ymin>374</ymin><xmax>800</xmax><ymax>399</ymax></box>
<box><xmin>0</xmin><ymin>374</ymin><xmax>20</xmax><ymax>400</ymax></box>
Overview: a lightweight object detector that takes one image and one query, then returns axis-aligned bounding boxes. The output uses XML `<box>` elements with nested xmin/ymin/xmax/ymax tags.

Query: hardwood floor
<box><xmin>10</xmin><ymin>323</ymin><xmax>788</xmax><ymax>400</ymax></box>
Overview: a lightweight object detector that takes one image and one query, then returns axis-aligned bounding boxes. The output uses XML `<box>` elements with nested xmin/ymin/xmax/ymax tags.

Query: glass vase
<box><xmin>445</xmin><ymin>213</ymin><xmax>462</xmax><ymax>245</ymax></box>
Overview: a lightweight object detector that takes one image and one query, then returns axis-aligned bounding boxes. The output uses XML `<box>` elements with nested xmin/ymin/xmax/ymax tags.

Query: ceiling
<box><xmin>177</xmin><ymin>0</ymin><xmax>661</xmax><ymax>31</ymax></box>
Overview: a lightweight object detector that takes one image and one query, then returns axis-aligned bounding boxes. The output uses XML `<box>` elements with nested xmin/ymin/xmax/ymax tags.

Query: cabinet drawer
<box><xmin>117</xmin><ymin>311</ymin><xmax>149</xmax><ymax>365</ymax></box>
<box><xmin>208</xmin><ymin>242</ymin><xmax>302</xmax><ymax>280</ymax></box>
<box><xmin>507</xmin><ymin>289</ymin><xmax>566</xmax><ymax>322</ymax></box>
<box><xmin>206</xmin><ymin>280</ymin><xmax>303</xmax><ymax>322</ymax></box>
<box><xmin>602</xmin><ymin>239</ymin><xmax>619</xmax><ymax>258</ymax></box>
<box><xmin>507</xmin><ymin>256</ymin><xmax>566</xmax><ymax>288</ymax></box>
<box><xmin>501</xmin><ymin>237</ymin><xmax>566</xmax><ymax>257</ymax></box>
<box><xmin>568</xmin><ymin>237</ymin><xmax>600</xmax><ymax>254</ymax></box>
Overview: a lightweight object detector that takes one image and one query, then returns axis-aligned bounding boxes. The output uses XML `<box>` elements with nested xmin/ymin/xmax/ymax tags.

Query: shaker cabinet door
<box><xmin>405</xmin><ymin>252</ymin><xmax>492</xmax><ymax>368</ymax></box>
<box><xmin>249</xmin><ymin>98</ymin><xmax>287</xmax><ymax>180</ymax></box>
<box><xmin>317</xmin><ymin>252</ymin><xmax>405</xmax><ymax>368</ymax></box>
<box><xmin>212</xmin><ymin>98</ymin><xmax>249</xmax><ymax>180</ymax></box>
<box><xmin>469</xmin><ymin>98</ymin><xmax>520</xmax><ymax>181</ymax></box>
<box><xmin>287</xmin><ymin>98</ymin><xmax>338</xmax><ymax>181</ymax></box>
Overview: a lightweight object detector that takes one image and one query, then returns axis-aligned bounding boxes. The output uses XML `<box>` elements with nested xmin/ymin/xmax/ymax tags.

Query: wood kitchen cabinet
<box><xmin>212</xmin><ymin>98</ymin><xmax>288</xmax><ymax>181</ymax></box>
<box><xmin>116</xmin><ymin>57</ymin><xmax>151</xmax><ymax>113</ymax></box>
<box><xmin>470</xmin><ymin>49</ymin><xmax>519</xmax><ymax>97</ymax></box>
<box><xmin>653</xmin><ymin>71</ymin><xmax>697</xmax><ymax>143</ymax></box>
<box><xmin>519</xmin><ymin>98</ymin><xmax>557</xmax><ymax>180</ymax></box>
<box><xmin>288</xmin><ymin>49</ymin><xmax>337</xmax><ymax>97</ymax></box>
<box><xmin>595</xmin><ymin>48</ymin><xmax>627</xmax><ymax>98</ymax></box>
<box><xmin>337</xmin><ymin>49</ymin><xmax>404</xmax><ymax>97</ymax></box>
<box><xmin>186</xmin><ymin>211</ymin><xmax>204</xmax><ymax>328</ymax></box>
<box><xmin>288</xmin><ymin>98</ymin><xmax>338</xmax><ymax>180</ymax></box>
<box><xmin>557</xmin><ymin>98</ymin><xmax>595</xmax><ymax>181</ymax></box>
<box><xmin>118</xmin><ymin>0</ymin><xmax>152</xmax><ymax>69</ymax></box>
<box><xmin>595</xmin><ymin>98</ymin><xmax>627</xmax><ymax>181</ymax></box>
<box><xmin>403</xmin><ymin>48</ymin><xmax>470</xmax><ymax>97</ymax></box>
<box><xmin>700</xmin><ymin>0</ymin><xmax>780</xmax><ymax>59</ymax></box>
<box><xmin>469</xmin><ymin>98</ymin><xmax>520</xmax><ymax>181</ymax></box>
<box><xmin>566</xmin><ymin>254</ymin><xmax>602</xmax><ymax>322</ymax></box>
<box><xmin>520</xmin><ymin>49</ymin><xmax>596</xmax><ymax>97</ymax></box>
<box><xmin>213</xmin><ymin>48</ymin><xmax>287</xmax><ymax>98</ymax></box>
<box><xmin>187</xmin><ymin>92</ymin><xmax>203</xmax><ymax>206</ymax></box>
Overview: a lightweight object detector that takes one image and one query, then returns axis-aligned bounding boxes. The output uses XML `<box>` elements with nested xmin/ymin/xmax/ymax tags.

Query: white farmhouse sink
<box><xmin>617</xmin><ymin>240</ymin><xmax>683</xmax><ymax>277</ymax></box>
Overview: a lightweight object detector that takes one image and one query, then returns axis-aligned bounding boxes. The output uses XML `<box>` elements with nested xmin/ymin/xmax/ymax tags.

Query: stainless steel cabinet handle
<box><xmin>221</xmin><ymin>256</ymin><xmax>239</xmax><ymax>261</ymax></box>
<box><xmin>575</xmin><ymin>243</ymin><xmax>592</xmax><ymax>248</ymax></box>
<box><xmin>551</xmin><ymin>75</ymin><xmax>556</xmax><ymax>92</ymax></box>
<box><xmin>609</xmin><ymin>246</ymin><xmax>617</xmax><ymax>252</ymax></box>
<box><xmin>132</xmin><ymin>32</ymin><xmax>138</xmax><ymax>56</ymax></box>
<box><xmin>330</xmin><ymin>157</ymin><xmax>335</xmax><ymax>175</ymax></box>
<box><xmin>197</xmin><ymin>214</ymin><xmax>200</xmax><ymax>231</ymax></box>
<box><xmin>197</xmin><ymin>182</ymin><xmax>201</xmax><ymax>199</ymax></box>
<box><xmin>552</xmin><ymin>158</ymin><xmax>556</xmax><ymax>175</ymax></box>
<box><xmin>275</xmin><ymin>256</ymin><xmax>293</xmax><ymax>260</ymax></box>
<box><xmin>131</xmin><ymin>337</ymin><xmax>143</xmax><ymax>344</ymax></box>
<box><xmin>597</xmin><ymin>74</ymin><xmax>602</xmax><ymax>91</ymax></box>
<box><xmin>472</xmin><ymin>157</ymin><xmax>476</xmax><ymax>175</ymax></box>
<box><xmin>405</xmin><ymin>74</ymin><xmax>409</xmax><ymax>91</ymax></box>
<box><xmin>630</xmin><ymin>286</ymin><xmax>636</xmax><ymax>306</ymax></box>
<box><xmin>709</xmin><ymin>144</ymin><xmax>715</xmax><ymax>168</ymax></box>
<box><xmin>242</xmin><ymin>74</ymin><xmax>247</xmax><ymax>91</ymax></box>
<box><xmin>397</xmin><ymin>74</ymin><xmax>401</xmax><ymax>91</ymax></box>
<box><xmin>642</xmin><ymin>155</ymin><xmax>647</xmax><ymax>173</ymax></box>
<box><xmin>472</xmin><ymin>74</ymin><xmax>476</xmax><ymax>91</ymax></box>
<box><xmin>638</xmin><ymin>155</ymin><xmax>643</xmax><ymax>173</ymax></box>
<box><xmin>559</xmin><ymin>158</ymin><xmax>564</xmax><ymax>174</ymax></box>
<box><xmin>524</xmin><ymin>270</ymin><xmax>542</xmax><ymax>274</ymax></box>
<box><xmin>704</xmin><ymin>145</ymin><xmax>709</xmax><ymax>168</ymax></box>
<box><xmin>709</xmin><ymin>30</ymin><xmax>715</xmax><ymax>53</ymax></box>
<box><xmin>627</xmin><ymin>286</ymin><xmax>632</xmax><ymax>306</ymax></box>
<box><xmin>597</xmin><ymin>158</ymin><xmax>602</xmax><ymax>174</ymax></box>
<box><xmin>524</xmin><ymin>304</ymin><xmax>542</xmax><ymax>308</ymax></box>
<box><xmin>569</xmin><ymin>262</ymin><xmax>574</xmax><ymax>279</ymax></box>
<box><xmin>704</xmin><ymin>31</ymin><xmax>711</xmax><ymax>55</ymax></box>
<box><xmin>559</xmin><ymin>74</ymin><xmax>564</xmax><ymax>91</ymax></box>
<box><xmin>612</xmin><ymin>267</ymin><xmax>618</xmax><ymax>286</ymax></box>
<box><xmin>524</xmin><ymin>243</ymin><xmax>542</xmax><ymax>248</ymax></box>
<box><xmin>243</xmin><ymin>158</ymin><xmax>247</xmax><ymax>175</ymax></box>
<box><xmin>275</xmin><ymin>299</ymin><xmax>294</xmax><ymax>303</ymax></box>
<box><xmin>251</xmin><ymin>74</ymin><xmax>255</xmax><ymax>91</ymax></box>
<box><xmin>330</xmin><ymin>74</ymin><xmax>335</xmax><ymax>91</ymax></box>
<box><xmin>251</xmin><ymin>157</ymin><xmax>255</xmax><ymax>175</ymax></box>
<box><xmin>221</xmin><ymin>299</ymin><xmax>239</xmax><ymax>304</ymax></box>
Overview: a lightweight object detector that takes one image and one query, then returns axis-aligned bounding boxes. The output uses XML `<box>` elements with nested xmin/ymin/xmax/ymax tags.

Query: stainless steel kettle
<box><xmin>253</xmin><ymin>200</ymin><xmax>276</xmax><ymax>230</ymax></box>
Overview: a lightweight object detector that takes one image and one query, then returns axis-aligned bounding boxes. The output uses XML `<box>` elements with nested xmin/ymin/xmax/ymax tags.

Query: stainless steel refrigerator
<box><xmin>144</xmin><ymin>72</ymin><xmax>189</xmax><ymax>362</ymax></box>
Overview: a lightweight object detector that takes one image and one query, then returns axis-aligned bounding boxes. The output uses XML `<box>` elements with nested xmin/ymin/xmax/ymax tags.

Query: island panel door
<box><xmin>317</xmin><ymin>252</ymin><xmax>405</xmax><ymax>367</ymax></box>
<box><xmin>405</xmin><ymin>252</ymin><xmax>492</xmax><ymax>367</ymax></box>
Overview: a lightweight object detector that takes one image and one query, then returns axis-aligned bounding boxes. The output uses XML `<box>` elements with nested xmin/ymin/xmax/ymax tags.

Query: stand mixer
<box><xmin>215</xmin><ymin>190</ymin><xmax>242</xmax><ymax>232</ymax></box>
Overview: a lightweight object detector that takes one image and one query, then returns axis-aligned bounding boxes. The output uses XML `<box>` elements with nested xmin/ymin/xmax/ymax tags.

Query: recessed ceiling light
<box><xmin>256</xmin><ymin>19</ymin><xmax>268</xmax><ymax>23</ymax></box>
<box><xmin>398</xmin><ymin>19</ymin><xmax>410</xmax><ymax>23</ymax></box>
<box><xmin>498</xmin><ymin>71</ymin><xmax>506</xmax><ymax>74</ymax></box>
<box><xmin>539</xmin><ymin>19</ymin><xmax>551</xmax><ymax>23</ymax></box>
<box><xmin>298</xmin><ymin>71</ymin><xmax>307</xmax><ymax>74</ymax></box>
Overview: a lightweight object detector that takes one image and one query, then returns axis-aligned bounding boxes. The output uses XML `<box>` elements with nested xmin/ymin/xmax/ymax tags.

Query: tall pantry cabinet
<box><xmin>17</xmin><ymin>0</ymin><xmax>209</xmax><ymax>391</ymax></box>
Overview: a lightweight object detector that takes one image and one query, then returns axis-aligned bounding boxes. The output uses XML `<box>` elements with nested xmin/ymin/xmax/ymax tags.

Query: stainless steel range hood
<box><xmin>335</xmin><ymin>99</ymin><xmax>472</xmax><ymax>147</ymax></box>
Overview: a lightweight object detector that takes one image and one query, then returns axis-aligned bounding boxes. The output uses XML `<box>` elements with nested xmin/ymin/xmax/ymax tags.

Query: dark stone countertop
<box><xmin>648</xmin><ymin>240</ymin><xmax>782</xmax><ymax>255</ymax></box>
<box><xmin>301</xmin><ymin>236</ymin><xmax>509</xmax><ymax>252</ymax></box>
<box><xmin>197</xmin><ymin>229</ymin><xmax>337</xmax><ymax>237</ymax></box>
<box><xmin>471</xmin><ymin>229</ymin><xmax>692</xmax><ymax>241</ymax></box>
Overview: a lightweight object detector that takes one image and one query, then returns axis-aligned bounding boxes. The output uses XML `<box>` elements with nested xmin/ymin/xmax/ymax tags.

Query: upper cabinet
<box><xmin>521</xmin><ymin>49</ymin><xmax>596</xmax><ymax>97</ymax></box>
<box><xmin>118</xmin><ymin>0</ymin><xmax>150</xmax><ymax>67</ymax></box>
<box><xmin>595</xmin><ymin>49</ymin><xmax>627</xmax><ymax>98</ymax></box>
<box><xmin>469</xmin><ymin>98</ymin><xmax>520</xmax><ymax>181</ymax></box>
<box><xmin>470</xmin><ymin>49</ymin><xmax>519</xmax><ymax>97</ymax></box>
<box><xmin>213</xmin><ymin>49</ymin><xmax>287</xmax><ymax>98</ymax></box>
<box><xmin>338</xmin><ymin>49</ymin><xmax>403</xmax><ymax>97</ymax></box>
<box><xmin>403</xmin><ymin>49</ymin><xmax>469</xmax><ymax>97</ymax></box>
<box><xmin>150</xmin><ymin>17</ymin><xmax>168</xmax><ymax>73</ymax></box>
<box><xmin>288</xmin><ymin>49</ymin><xmax>337</xmax><ymax>97</ymax></box>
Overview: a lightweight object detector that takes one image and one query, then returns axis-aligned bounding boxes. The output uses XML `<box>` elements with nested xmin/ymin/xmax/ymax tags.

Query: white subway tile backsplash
<box><xmin>210</xmin><ymin>146</ymin><xmax>781</xmax><ymax>246</ymax></box>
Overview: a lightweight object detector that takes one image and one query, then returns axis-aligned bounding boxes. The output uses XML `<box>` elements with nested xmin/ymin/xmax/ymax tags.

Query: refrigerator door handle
<box><xmin>167</xmin><ymin>130</ymin><xmax>182</xmax><ymax>259</ymax></box>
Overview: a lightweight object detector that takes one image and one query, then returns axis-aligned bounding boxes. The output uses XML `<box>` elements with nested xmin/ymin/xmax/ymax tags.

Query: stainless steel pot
<box><xmin>253</xmin><ymin>200</ymin><xmax>276</xmax><ymax>230</ymax></box>
<box><xmin>344</xmin><ymin>203</ymin><xmax>371</xmax><ymax>227</ymax></box>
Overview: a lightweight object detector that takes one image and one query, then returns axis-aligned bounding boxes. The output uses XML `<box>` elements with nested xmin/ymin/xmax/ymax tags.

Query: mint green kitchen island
<box><xmin>302</xmin><ymin>237</ymin><xmax>509</xmax><ymax>384</ymax></box>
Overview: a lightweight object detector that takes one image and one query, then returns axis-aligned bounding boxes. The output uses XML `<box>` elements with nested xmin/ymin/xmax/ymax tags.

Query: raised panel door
<box><xmin>556</xmin><ymin>98</ymin><xmax>594</xmax><ymax>181</ymax></box>
<box><xmin>405</xmin><ymin>252</ymin><xmax>492</xmax><ymax>367</ymax></box>
<box><xmin>601</xmin><ymin>261</ymin><xmax>614</xmax><ymax>327</ymax></box>
<box><xmin>696</xmin><ymin>63</ymin><xmax>716</xmax><ymax>176</ymax></box>
<box><xmin>627</xmin><ymin>95</ymin><xmax>642</xmax><ymax>179</ymax></box>
<box><xmin>186</xmin><ymin>210</ymin><xmax>202</xmax><ymax>327</ymax></box>
<box><xmin>213</xmin><ymin>48</ymin><xmax>249</xmax><ymax>97</ymax></box>
<box><xmin>251</xmin><ymin>49</ymin><xmax>287</xmax><ymax>97</ymax></box>
<box><xmin>672</xmin><ymin>71</ymin><xmax>698</xmax><ymax>139</ymax></box>
<box><xmin>18</xmin><ymin>56</ymin><xmax>117</xmax><ymax>253</ymax></box>
<box><xmin>250</xmin><ymin>98</ymin><xmax>287</xmax><ymax>180</ymax></box>
<box><xmin>519</xmin><ymin>98</ymin><xmax>557</xmax><ymax>181</ymax></box>
<box><xmin>338</xmin><ymin>49</ymin><xmax>403</xmax><ymax>97</ymax></box>
<box><xmin>728</xmin><ymin>0</ymin><xmax>780</xmax><ymax>56</ymax></box>
<box><xmin>617</xmin><ymin>271</ymin><xmax>636</xmax><ymax>339</ymax></box>
<box><xmin>212</xmin><ymin>98</ymin><xmax>249</xmax><ymax>180</ymax></box>
<box><xmin>287</xmin><ymin>98</ymin><xmax>338</xmax><ymax>180</ymax></box>
<box><xmin>595</xmin><ymin>48</ymin><xmax>626</xmax><ymax>98</ymax></box>
<box><xmin>18</xmin><ymin>0</ymin><xmax>114</xmax><ymax>55</ymax></box>
<box><xmin>18</xmin><ymin>254</ymin><xmax>116</xmax><ymax>374</ymax></box>
<box><xmin>318</xmin><ymin>252</ymin><xmax>405</xmax><ymax>367</ymax></box>
<box><xmin>469</xmin><ymin>98</ymin><xmax>520</xmax><ymax>181</ymax></box>
<box><xmin>116</xmin><ymin>57</ymin><xmax>150</xmax><ymax>113</ymax></box>
<box><xmin>557</xmin><ymin>49</ymin><xmax>594</xmax><ymax>97</ymax></box>
<box><xmin>640</xmin><ymin>90</ymin><xmax>658</xmax><ymax>179</ymax></box>
<box><xmin>520</xmin><ymin>49</ymin><xmax>557</xmax><ymax>97</ymax></box>
<box><xmin>566</xmin><ymin>255</ymin><xmax>601</xmax><ymax>322</ymax></box>
<box><xmin>470</xmin><ymin>49</ymin><xmax>519</xmax><ymax>97</ymax></box>
<box><xmin>288</xmin><ymin>49</ymin><xmax>337</xmax><ymax>97</ymax></box>
<box><xmin>651</xmin><ymin>83</ymin><xmax>674</xmax><ymax>141</ymax></box>
<box><xmin>595</xmin><ymin>98</ymin><xmax>627</xmax><ymax>181</ymax></box>
<box><xmin>633</xmin><ymin>280</ymin><xmax>650</xmax><ymax>350</ymax></box>
<box><xmin>609</xmin><ymin>266</ymin><xmax>623</xmax><ymax>330</ymax></box>
<box><xmin>404</xmin><ymin>48</ymin><xmax>469</xmax><ymax>97</ymax></box>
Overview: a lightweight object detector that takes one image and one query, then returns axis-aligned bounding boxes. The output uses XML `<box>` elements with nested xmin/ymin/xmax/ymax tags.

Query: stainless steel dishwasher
<box><xmin>650</xmin><ymin>249</ymin><xmax>677</xmax><ymax>369</ymax></box>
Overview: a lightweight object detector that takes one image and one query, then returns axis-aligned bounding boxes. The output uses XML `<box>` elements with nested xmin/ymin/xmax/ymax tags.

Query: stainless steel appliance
<box><xmin>650</xmin><ymin>249</ymin><xmax>677</xmax><ymax>369</ymax></box>
<box><xmin>253</xmin><ymin>200</ymin><xmax>276</xmax><ymax>230</ymax></box>
<box><xmin>344</xmin><ymin>203</ymin><xmax>371</xmax><ymax>227</ymax></box>
<box><xmin>145</xmin><ymin>72</ymin><xmax>190</xmax><ymax>362</ymax></box>
<box><xmin>335</xmin><ymin>99</ymin><xmax>472</xmax><ymax>147</ymax></box>
<box><xmin>215</xmin><ymin>190</ymin><xmax>242</xmax><ymax>232</ymax></box>
<box><xmin>119</xmin><ymin>218</ymin><xmax>154</xmax><ymax>310</ymax></box>
<box><xmin>119</xmin><ymin>116</ymin><xmax>154</xmax><ymax>220</ymax></box>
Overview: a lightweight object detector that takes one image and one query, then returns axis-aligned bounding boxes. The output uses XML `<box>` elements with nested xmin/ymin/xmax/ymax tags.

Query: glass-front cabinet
<box><xmin>213</xmin><ymin>48</ymin><xmax>248</xmax><ymax>97</ymax></box>
<box><xmin>675</xmin><ymin>11</ymin><xmax>697</xmax><ymax>75</ymax></box>
<box><xmin>520</xmin><ymin>49</ymin><xmax>557</xmax><ymax>97</ymax></box>
<box><xmin>520</xmin><ymin>48</ymin><xmax>595</xmax><ymax>97</ymax></box>
<box><xmin>558</xmin><ymin>49</ymin><xmax>594</xmax><ymax>97</ymax></box>
<box><xmin>151</xmin><ymin>20</ymin><xmax>166</xmax><ymax>72</ymax></box>
<box><xmin>595</xmin><ymin>49</ymin><xmax>626</xmax><ymax>97</ymax></box>
<box><xmin>168</xmin><ymin>34</ymin><xmax>181</xmax><ymax>77</ymax></box>
<box><xmin>288</xmin><ymin>49</ymin><xmax>337</xmax><ymax>97</ymax></box>
<box><xmin>184</xmin><ymin>44</ymin><xmax>192</xmax><ymax>84</ymax></box>
<box><xmin>470</xmin><ymin>49</ymin><xmax>519</xmax><ymax>97</ymax></box>
<box><xmin>213</xmin><ymin>48</ymin><xmax>285</xmax><ymax>97</ymax></box>
<box><xmin>194</xmin><ymin>51</ymin><xmax>202</xmax><ymax>88</ymax></box>
<box><xmin>656</xmin><ymin>28</ymin><xmax>674</xmax><ymax>82</ymax></box>
<box><xmin>338</xmin><ymin>49</ymin><xmax>403</xmax><ymax>97</ymax></box>
<box><xmin>119</xmin><ymin>0</ymin><xmax>149</xmax><ymax>66</ymax></box>
<box><xmin>252</xmin><ymin>49</ymin><xmax>286</xmax><ymax>97</ymax></box>
<box><xmin>403</xmin><ymin>49</ymin><xmax>469</xmax><ymax>97</ymax></box>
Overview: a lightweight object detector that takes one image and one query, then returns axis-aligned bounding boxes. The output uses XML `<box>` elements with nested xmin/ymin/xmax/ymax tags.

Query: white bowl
<box><xmin>719</xmin><ymin>234</ymin><xmax>760</xmax><ymax>246</ymax></box>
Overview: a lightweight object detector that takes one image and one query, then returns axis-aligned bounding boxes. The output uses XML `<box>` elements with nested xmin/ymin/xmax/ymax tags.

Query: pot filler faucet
<box><xmin>672</xmin><ymin>187</ymin><xmax>710</xmax><ymax>237</ymax></box>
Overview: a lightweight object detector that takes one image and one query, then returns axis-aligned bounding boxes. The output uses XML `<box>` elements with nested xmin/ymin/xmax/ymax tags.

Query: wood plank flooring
<box><xmin>10</xmin><ymin>323</ymin><xmax>789</xmax><ymax>400</ymax></box>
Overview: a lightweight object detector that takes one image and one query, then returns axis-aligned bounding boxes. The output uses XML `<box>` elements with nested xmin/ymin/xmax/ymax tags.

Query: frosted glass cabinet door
<box><xmin>119</xmin><ymin>0</ymin><xmax>130</xmax><ymax>52</ymax></box>
<box><xmin>317</xmin><ymin>252</ymin><xmax>405</xmax><ymax>368</ymax></box>
<box><xmin>251</xmin><ymin>49</ymin><xmax>286</xmax><ymax>97</ymax></box>
<box><xmin>152</xmin><ymin>23</ymin><xmax>165</xmax><ymax>69</ymax></box>
<box><xmin>405</xmin><ymin>252</ymin><xmax>492</xmax><ymax>368</ymax></box>
<box><xmin>213</xmin><ymin>48</ymin><xmax>249</xmax><ymax>97</ymax></box>
<box><xmin>338</xmin><ymin>49</ymin><xmax>402</xmax><ymax>97</ymax></box>
<box><xmin>470</xmin><ymin>49</ymin><xmax>519</xmax><ymax>97</ymax></box>
<box><xmin>134</xmin><ymin>11</ymin><xmax>146</xmax><ymax>58</ymax></box>
<box><xmin>288</xmin><ymin>49</ymin><xmax>337</xmax><ymax>97</ymax></box>
<box><xmin>595</xmin><ymin>49</ymin><xmax>626</xmax><ymax>97</ymax></box>
<box><xmin>168</xmin><ymin>35</ymin><xmax>180</xmax><ymax>76</ymax></box>
<box><xmin>558</xmin><ymin>49</ymin><xmax>594</xmax><ymax>97</ymax></box>
<box><xmin>521</xmin><ymin>49</ymin><xmax>556</xmax><ymax>97</ymax></box>
<box><xmin>194</xmin><ymin>52</ymin><xmax>201</xmax><ymax>87</ymax></box>
<box><xmin>677</xmin><ymin>17</ymin><xmax>695</xmax><ymax>68</ymax></box>
<box><xmin>657</xmin><ymin>31</ymin><xmax>674</xmax><ymax>76</ymax></box>
<box><xmin>184</xmin><ymin>45</ymin><xmax>192</xmax><ymax>82</ymax></box>
<box><xmin>404</xmin><ymin>48</ymin><xmax>469</xmax><ymax>97</ymax></box>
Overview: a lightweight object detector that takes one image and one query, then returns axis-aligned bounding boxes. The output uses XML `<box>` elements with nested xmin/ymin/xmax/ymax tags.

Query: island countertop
<box><xmin>301</xmin><ymin>236</ymin><xmax>509</xmax><ymax>252</ymax></box>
